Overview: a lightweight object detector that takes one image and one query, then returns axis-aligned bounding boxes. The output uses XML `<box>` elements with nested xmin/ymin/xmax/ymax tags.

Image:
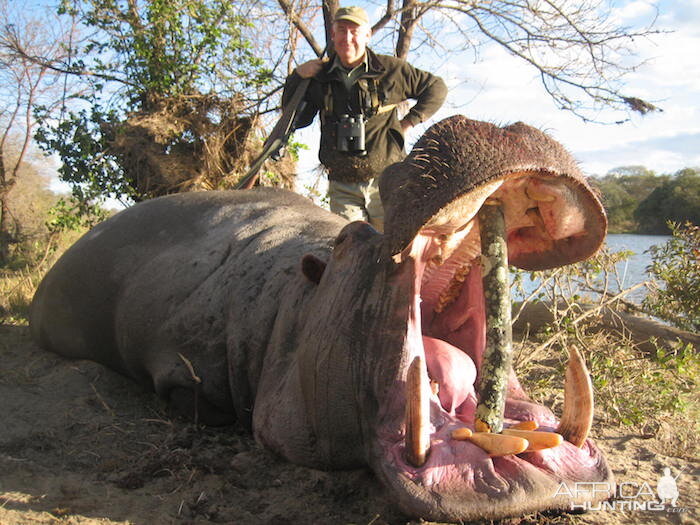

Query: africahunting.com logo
<box><xmin>554</xmin><ymin>465</ymin><xmax>690</xmax><ymax>513</ymax></box>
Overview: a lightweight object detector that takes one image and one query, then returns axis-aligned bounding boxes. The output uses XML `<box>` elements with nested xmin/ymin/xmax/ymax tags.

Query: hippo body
<box><xmin>31</xmin><ymin>116</ymin><xmax>614</xmax><ymax>521</ymax></box>
<box><xmin>31</xmin><ymin>189</ymin><xmax>346</xmax><ymax>431</ymax></box>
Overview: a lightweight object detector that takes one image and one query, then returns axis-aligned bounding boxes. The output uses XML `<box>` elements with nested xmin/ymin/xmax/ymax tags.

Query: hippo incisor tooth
<box><xmin>502</xmin><ymin>428</ymin><xmax>563</xmax><ymax>451</ymax></box>
<box><xmin>557</xmin><ymin>346</ymin><xmax>594</xmax><ymax>447</ymax></box>
<box><xmin>467</xmin><ymin>432</ymin><xmax>529</xmax><ymax>457</ymax></box>
<box><xmin>405</xmin><ymin>356</ymin><xmax>431</xmax><ymax>467</ymax></box>
<box><xmin>451</xmin><ymin>427</ymin><xmax>473</xmax><ymax>440</ymax></box>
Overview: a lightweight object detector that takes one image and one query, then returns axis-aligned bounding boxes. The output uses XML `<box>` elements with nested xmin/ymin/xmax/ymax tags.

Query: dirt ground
<box><xmin>0</xmin><ymin>323</ymin><xmax>697</xmax><ymax>525</ymax></box>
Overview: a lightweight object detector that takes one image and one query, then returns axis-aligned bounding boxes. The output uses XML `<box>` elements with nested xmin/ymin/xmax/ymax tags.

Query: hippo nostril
<box><xmin>335</xmin><ymin>222</ymin><xmax>379</xmax><ymax>246</ymax></box>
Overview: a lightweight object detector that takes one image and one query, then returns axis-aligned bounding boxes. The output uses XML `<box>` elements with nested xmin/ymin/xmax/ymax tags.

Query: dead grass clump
<box><xmin>107</xmin><ymin>93</ymin><xmax>296</xmax><ymax>199</ymax></box>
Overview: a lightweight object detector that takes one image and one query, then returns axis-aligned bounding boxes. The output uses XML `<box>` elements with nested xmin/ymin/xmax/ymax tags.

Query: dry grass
<box><xmin>0</xmin><ymin>268</ymin><xmax>39</xmax><ymax>324</ymax></box>
<box><xmin>1</xmin><ymin>229</ymin><xmax>84</xmax><ymax>325</ymax></box>
<box><xmin>517</xmin><ymin>328</ymin><xmax>700</xmax><ymax>461</ymax></box>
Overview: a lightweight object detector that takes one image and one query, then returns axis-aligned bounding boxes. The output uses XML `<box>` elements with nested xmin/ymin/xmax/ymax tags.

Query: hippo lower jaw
<box><xmin>372</xmin><ymin>173</ymin><xmax>613</xmax><ymax>521</ymax></box>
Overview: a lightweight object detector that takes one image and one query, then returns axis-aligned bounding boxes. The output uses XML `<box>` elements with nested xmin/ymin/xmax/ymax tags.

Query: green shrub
<box><xmin>643</xmin><ymin>221</ymin><xmax>700</xmax><ymax>332</ymax></box>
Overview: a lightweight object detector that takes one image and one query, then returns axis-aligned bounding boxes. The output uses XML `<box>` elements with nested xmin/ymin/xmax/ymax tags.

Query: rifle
<box><xmin>236</xmin><ymin>49</ymin><xmax>327</xmax><ymax>190</ymax></box>
<box><xmin>235</xmin><ymin>79</ymin><xmax>311</xmax><ymax>189</ymax></box>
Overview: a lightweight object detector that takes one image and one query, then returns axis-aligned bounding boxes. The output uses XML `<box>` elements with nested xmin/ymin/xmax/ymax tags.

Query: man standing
<box><xmin>283</xmin><ymin>6</ymin><xmax>447</xmax><ymax>231</ymax></box>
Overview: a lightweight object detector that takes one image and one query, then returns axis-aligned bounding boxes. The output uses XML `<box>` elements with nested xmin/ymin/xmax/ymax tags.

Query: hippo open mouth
<box><xmin>372</xmin><ymin>117</ymin><xmax>613</xmax><ymax>520</ymax></box>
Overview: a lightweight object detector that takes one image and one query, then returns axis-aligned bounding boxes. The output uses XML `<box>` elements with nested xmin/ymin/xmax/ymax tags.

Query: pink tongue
<box><xmin>423</xmin><ymin>336</ymin><xmax>477</xmax><ymax>413</ymax></box>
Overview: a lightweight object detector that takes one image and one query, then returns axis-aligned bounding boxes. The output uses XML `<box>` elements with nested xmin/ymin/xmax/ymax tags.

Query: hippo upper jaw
<box><xmin>380</xmin><ymin>116</ymin><xmax>607</xmax><ymax>270</ymax></box>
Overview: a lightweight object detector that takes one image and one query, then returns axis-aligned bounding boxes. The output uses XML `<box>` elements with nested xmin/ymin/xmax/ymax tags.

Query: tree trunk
<box><xmin>395</xmin><ymin>0</ymin><xmax>417</xmax><ymax>59</ymax></box>
<box><xmin>0</xmin><ymin>181</ymin><xmax>11</xmax><ymax>266</ymax></box>
<box><xmin>322</xmin><ymin>0</ymin><xmax>339</xmax><ymax>53</ymax></box>
<box><xmin>513</xmin><ymin>300</ymin><xmax>700</xmax><ymax>354</ymax></box>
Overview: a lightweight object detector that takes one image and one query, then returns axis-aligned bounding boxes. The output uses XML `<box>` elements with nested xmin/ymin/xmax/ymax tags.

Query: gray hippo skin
<box><xmin>31</xmin><ymin>115</ymin><xmax>613</xmax><ymax>522</ymax></box>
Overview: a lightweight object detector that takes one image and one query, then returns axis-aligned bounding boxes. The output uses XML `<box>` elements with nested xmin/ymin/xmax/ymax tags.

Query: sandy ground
<box><xmin>0</xmin><ymin>323</ymin><xmax>697</xmax><ymax>525</ymax></box>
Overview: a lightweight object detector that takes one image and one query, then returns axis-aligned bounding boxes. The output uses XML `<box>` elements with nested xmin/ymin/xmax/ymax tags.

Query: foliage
<box><xmin>593</xmin><ymin>166</ymin><xmax>667</xmax><ymax>233</ymax></box>
<box><xmin>0</xmin><ymin>221</ymin><xmax>87</xmax><ymax>324</ymax></box>
<box><xmin>593</xmin><ymin>166</ymin><xmax>700</xmax><ymax>233</ymax></box>
<box><xmin>0</xmin><ymin>1</ymin><xmax>73</xmax><ymax>265</ymax></box>
<box><xmin>0</xmin><ymin>207</ymin><xmax>90</xmax><ymax>324</ymax></box>
<box><xmin>585</xmin><ymin>337</ymin><xmax>698</xmax><ymax>428</ymax></box>
<box><xmin>35</xmin><ymin>0</ymin><xmax>274</xmax><ymax>205</ymax></box>
<box><xmin>0</xmin><ymin>265</ymin><xmax>39</xmax><ymax>323</ymax></box>
<box><xmin>643</xmin><ymin>222</ymin><xmax>700</xmax><ymax>332</ymax></box>
<box><xmin>0</xmin><ymin>147</ymin><xmax>101</xmax><ymax>322</ymax></box>
<box><xmin>46</xmin><ymin>196</ymin><xmax>108</xmax><ymax>234</ymax></box>
<box><xmin>35</xmin><ymin>104</ymin><xmax>133</xmax><ymax>204</ymax></box>
<box><xmin>56</xmin><ymin>0</ymin><xmax>271</xmax><ymax>106</ymax></box>
<box><xmin>2</xmin><ymin>158</ymin><xmax>58</xmax><ymax>267</ymax></box>
<box><xmin>634</xmin><ymin>171</ymin><xmax>700</xmax><ymax>234</ymax></box>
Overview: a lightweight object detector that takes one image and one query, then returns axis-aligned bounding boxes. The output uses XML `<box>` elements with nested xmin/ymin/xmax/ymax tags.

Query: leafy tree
<box><xmin>606</xmin><ymin>165</ymin><xmax>656</xmax><ymax>178</ymax></box>
<box><xmin>593</xmin><ymin>166</ymin><xmax>667</xmax><ymax>232</ymax></box>
<box><xmin>643</xmin><ymin>222</ymin><xmax>700</xmax><ymax>332</ymax></box>
<box><xmin>634</xmin><ymin>170</ymin><xmax>700</xmax><ymax>234</ymax></box>
<box><xmin>0</xmin><ymin>0</ymin><xmax>73</xmax><ymax>265</ymax></box>
<box><xmin>29</xmin><ymin>0</ymin><xmax>276</xmax><ymax>204</ymax></box>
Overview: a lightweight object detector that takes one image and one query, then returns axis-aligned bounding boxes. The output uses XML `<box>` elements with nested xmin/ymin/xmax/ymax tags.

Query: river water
<box><xmin>604</xmin><ymin>234</ymin><xmax>670</xmax><ymax>296</ymax></box>
<box><xmin>513</xmin><ymin>233</ymin><xmax>671</xmax><ymax>304</ymax></box>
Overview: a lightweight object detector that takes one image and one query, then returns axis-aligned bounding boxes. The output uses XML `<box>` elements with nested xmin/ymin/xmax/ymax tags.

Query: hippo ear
<box><xmin>301</xmin><ymin>254</ymin><xmax>326</xmax><ymax>284</ymax></box>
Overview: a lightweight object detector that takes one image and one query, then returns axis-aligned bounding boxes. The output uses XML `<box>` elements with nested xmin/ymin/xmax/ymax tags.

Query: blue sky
<box><xmin>294</xmin><ymin>0</ymin><xmax>700</xmax><ymax>191</ymax></box>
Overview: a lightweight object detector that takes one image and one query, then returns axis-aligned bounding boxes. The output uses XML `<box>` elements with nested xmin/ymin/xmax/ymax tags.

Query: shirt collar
<box><xmin>328</xmin><ymin>52</ymin><xmax>368</xmax><ymax>75</ymax></box>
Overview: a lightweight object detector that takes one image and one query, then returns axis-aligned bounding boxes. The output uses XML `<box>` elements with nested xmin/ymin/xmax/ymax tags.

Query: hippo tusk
<box><xmin>474</xmin><ymin>201</ymin><xmax>513</xmax><ymax>434</ymax></box>
<box><xmin>405</xmin><ymin>356</ymin><xmax>431</xmax><ymax>467</ymax></box>
<box><xmin>557</xmin><ymin>346</ymin><xmax>594</xmax><ymax>447</ymax></box>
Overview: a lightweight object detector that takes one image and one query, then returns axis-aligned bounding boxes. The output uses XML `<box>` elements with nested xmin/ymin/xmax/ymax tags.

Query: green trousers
<box><xmin>328</xmin><ymin>178</ymin><xmax>384</xmax><ymax>232</ymax></box>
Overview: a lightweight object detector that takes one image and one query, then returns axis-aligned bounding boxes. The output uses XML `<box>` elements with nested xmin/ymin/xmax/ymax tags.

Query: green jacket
<box><xmin>283</xmin><ymin>48</ymin><xmax>447</xmax><ymax>183</ymax></box>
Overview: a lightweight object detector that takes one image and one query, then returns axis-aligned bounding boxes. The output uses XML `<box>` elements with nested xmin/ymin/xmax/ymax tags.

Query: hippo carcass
<box><xmin>30</xmin><ymin>116</ymin><xmax>613</xmax><ymax>522</ymax></box>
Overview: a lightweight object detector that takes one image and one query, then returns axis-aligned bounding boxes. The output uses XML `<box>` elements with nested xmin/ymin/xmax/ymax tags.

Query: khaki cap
<box><xmin>334</xmin><ymin>6</ymin><xmax>369</xmax><ymax>26</ymax></box>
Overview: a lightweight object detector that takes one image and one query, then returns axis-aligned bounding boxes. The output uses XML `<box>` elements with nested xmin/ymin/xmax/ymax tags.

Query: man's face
<box><xmin>331</xmin><ymin>20</ymin><xmax>371</xmax><ymax>68</ymax></box>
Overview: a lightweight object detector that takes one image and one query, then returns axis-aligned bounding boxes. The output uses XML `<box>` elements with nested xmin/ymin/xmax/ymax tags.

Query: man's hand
<box><xmin>400</xmin><ymin>118</ymin><xmax>414</xmax><ymax>134</ymax></box>
<box><xmin>296</xmin><ymin>58</ymin><xmax>325</xmax><ymax>79</ymax></box>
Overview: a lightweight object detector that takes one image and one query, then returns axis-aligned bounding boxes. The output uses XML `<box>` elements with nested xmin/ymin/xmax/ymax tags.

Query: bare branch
<box><xmin>278</xmin><ymin>0</ymin><xmax>324</xmax><ymax>57</ymax></box>
<box><xmin>1</xmin><ymin>25</ymin><xmax>140</xmax><ymax>89</ymax></box>
<box><xmin>372</xmin><ymin>0</ymin><xmax>397</xmax><ymax>34</ymax></box>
